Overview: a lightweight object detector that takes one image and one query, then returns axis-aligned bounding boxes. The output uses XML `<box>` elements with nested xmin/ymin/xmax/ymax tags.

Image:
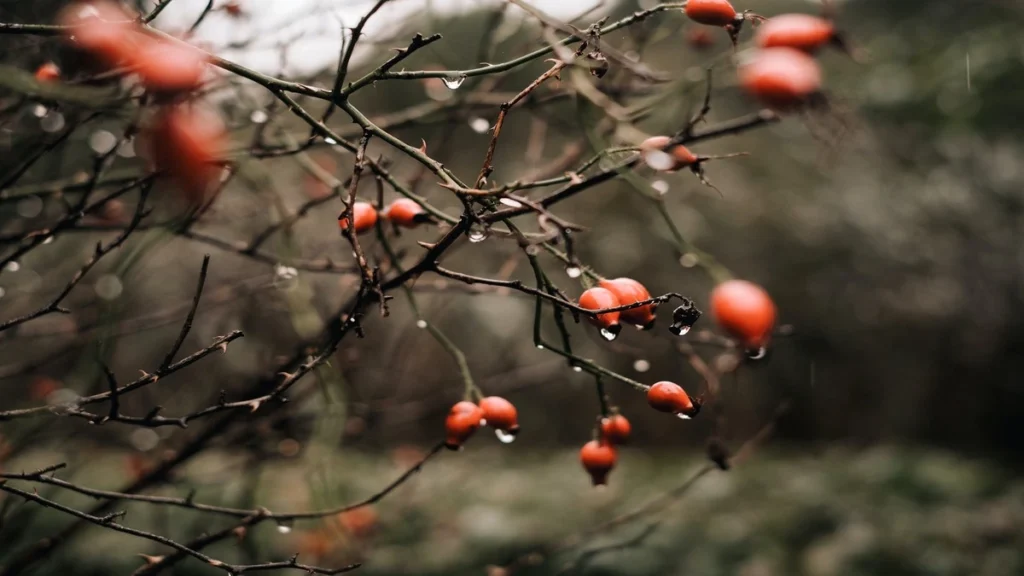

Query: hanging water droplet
<box><xmin>536</xmin><ymin>344</ymin><xmax>545</xmax><ymax>350</ymax></box>
<box><xmin>276</xmin><ymin>523</ymin><xmax>292</xmax><ymax>534</ymax></box>
<box><xmin>117</xmin><ymin>138</ymin><xmax>136</xmax><ymax>158</ymax></box>
<box><xmin>40</xmin><ymin>111</ymin><xmax>65</xmax><ymax>133</ymax></box>
<box><xmin>565</xmin><ymin>266</ymin><xmax>582</xmax><ymax>279</ymax></box>
<box><xmin>324</xmin><ymin>137</ymin><xmax>337</xmax><ymax>145</ymax></box>
<box><xmin>89</xmin><ymin>130</ymin><xmax>117</xmax><ymax>155</ymax></box>
<box><xmin>273</xmin><ymin>264</ymin><xmax>299</xmax><ymax>291</ymax></box>
<box><xmin>594</xmin><ymin>483</ymin><xmax>608</xmax><ymax>492</ymax></box>
<box><xmin>524</xmin><ymin>245</ymin><xmax>539</xmax><ymax>256</ymax></box>
<box><xmin>633</xmin><ymin>359</ymin><xmax>650</xmax><ymax>373</ymax></box>
<box><xmin>43</xmin><ymin>236</ymin><xmax>54</xmax><ymax>245</ymax></box>
<box><xmin>572</xmin><ymin>366</ymin><xmax>583</xmax><ymax>373</ymax></box>
<box><xmin>651</xmin><ymin>179</ymin><xmax>670</xmax><ymax>194</ymax></box>
<box><xmin>669</xmin><ymin>301</ymin><xmax>702</xmax><ymax>336</ymax></box>
<box><xmin>250</xmin><ymin>109</ymin><xmax>269</xmax><ymax>124</ymax></box>
<box><xmin>671</xmin><ymin>324</ymin><xmax>692</xmax><ymax>336</ymax></box>
<box><xmin>495</xmin><ymin>429</ymin><xmax>516</xmax><ymax>444</ymax></box>
<box><xmin>467</xmin><ymin>226</ymin><xmax>488</xmax><ymax>243</ymax></box>
<box><xmin>5</xmin><ymin>261</ymin><xmax>20</xmax><ymax>272</ymax></box>
<box><xmin>499</xmin><ymin>197</ymin><xmax>523</xmax><ymax>208</ymax></box>
<box><xmin>415</xmin><ymin>319</ymin><xmax>428</xmax><ymax>329</ymax></box>
<box><xmin>746</xmin><ymin>346</ymin><xmax>769</xmax><ymax>361</ymax></box>
<box><xmin>676</xmin><ymin>412</ymin><xmax>692</xmax><ymax>420</ymax></box>
<box><xmin>599</xmin><ymin>327</ymin><xmax>618</xmax><ymax>341</ymax></box>
<box><xmin>469</xmin><ymin>117</ymin><xmax>490</xmax><ymax>133</ymax></box>
<box><xmin>32</xmin><ymin>104</ymin><xmax>48</xmax><ymax>118</ymax></box>
<box><xmin>643</xmin><ymin>150</ymin><xmax>675</xmax><ymax>172</ymax></box>
<box><xmin>442</xmin><ymin>74</ymin><xmax>466</xmax><ymax>89</ymax></box>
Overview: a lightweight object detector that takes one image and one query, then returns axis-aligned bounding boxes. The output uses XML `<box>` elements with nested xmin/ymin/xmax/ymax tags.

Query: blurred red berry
<box><xmin>738</xmin><ymin>47</ymin><xmax>822</xmax><ymax>109</ymax></box>
<box><xmin>479</xmin><ymin>396</ymin><xmax>519</xmax><ymax>434</ymax></box>
<box><xmin>685</xmin><ymin>0</ymin><xmax>738</xmax><ymax>26</ymax></box>
<box><xmin>580</xmin><ymin>440</ymin><xmax>617</xmax><ymax>486</ymax></box>
<box><xmin>444</xmin><ymin>401</ymin><xmax>483</xmax><ymax>449</ymax></box>
<box><xmin>35</xmin><ymin>62</ymin><xmax>61</xmax><ymax>82</ymax></box>
<box><xmin>338</xmin><ymin>202</ymin><xmax>378</xmax><ymax>234</ymax></box>
<box><xmin>710</xmin><ymin>279</ymin><xmax>776</xmax><ymax>348</ymax></box>
<box><xmin>756</xmin><ymin>14</ymin><xmax>835</xmax><ymax>53</ymax></box>
<box><xmin>600</xmin><ymin>414</ymin><xmax>631</xmax><ymax>445</ymax></box>
<box><xmin>646</xmin><ymin>381</ymin><xmax>695</xmax><ymax>415</ymax></box>
<box><xmin>579</xmin><ymin>287</ymin><xmax>621</xmax><ymax>338</ymax></box>
<box><xmin>146</xmin><ymin>104</ymin><xmax>227</xmax><ymax>204</ymax></box>
<box><xmin>599</xmin><ymin>277</ymin><xmax>656</xmax><ymax>330</ymax></box>
<box><xmin>385</xmin><ymin>198</ymin><xmax>426</xmax><ymax>228</ymax></box>
<box><xmin>133</xmin><ymin>39</ymin><xmax>206</xmax><ymax>93</ymax></box>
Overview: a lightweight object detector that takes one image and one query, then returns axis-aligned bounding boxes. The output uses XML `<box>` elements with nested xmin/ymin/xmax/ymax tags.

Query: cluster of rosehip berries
<box><xmin>684</xmin><ymin>0</ymin><xmax>847</xmax><ymax>110</ymax></box>
<box><xmin>43</xmin><ymin>2</ymin><xmax>226</xmax><ymax>204</ymax></box>
<box><xmin>338</xmin><ymin>198</ymin><xmax>430</xmax><ymax>235</ymax></box>
<box><xmin>443</xmin><ymin>396</ymin><xmax>519</xmax><ymax>449</ymax></box>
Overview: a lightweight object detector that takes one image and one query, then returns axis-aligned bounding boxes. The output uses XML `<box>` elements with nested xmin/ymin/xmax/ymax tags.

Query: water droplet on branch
<box><xmin>495</xmin><ymin>429</ymin><xmax>516</xmax><ymax>443</ymax></box>
<box><xmin>416</xmin><ymin>319</ymin><xmax>428</xmax><ymax>329</ymax></box>
<box><xmin>499</xmin><ymin>197</ymin><xmax>523</xmax><ymax>208</ymax></box>
<box><xmin>599</xmin><ymin>328</ymin><xmax>619</xmax><ymax>342</ymax></box>
<box><xmin>442</xmin><ymin>75</ymin><xmax>466</xmax><ymax>89</ymax></box>
<box><xmin>669</xmin><ymin>300</ymin><xmax>702</xmax><ymax>336</ymax></box>
<box><xmin>467</xmin><ymin>227</ymin><xmax>488</xmax><ymax>243</ymax></box>
<box><xmin>469</xmin><ymin>117</ymin><xmax>490</xmax><ymax>133</ymax></box>
<box><xmin>745</xmin><ymin>346</ymin><xmax>769</xmax><ymax>361</ymax></box>
<box><xmin>565</xmin><ymin>266</ymin><xmax>582</xmax><ymax>279</ymax></box>
<box><xmin>676</xmin><ymin>412</ymin><xmax>692</xmax><ymax>420</ymax></box>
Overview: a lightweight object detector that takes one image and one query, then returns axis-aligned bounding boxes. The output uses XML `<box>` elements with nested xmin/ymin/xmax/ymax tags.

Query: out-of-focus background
<box><xmin>2</xmin><ymin>0</ymin><xmax>1024</xmax><ymax>574</ymax></box>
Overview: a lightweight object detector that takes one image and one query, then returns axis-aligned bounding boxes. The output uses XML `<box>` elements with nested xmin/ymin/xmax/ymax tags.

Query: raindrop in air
<box><xmin>40</xmin><ymin>112</ymin><xmax>65</xmax><ymax>133</ymax></box>
<box><xmin>643</xmin><ymin>150</ymin><xmax>675</xmax><ymax>172</ymax></box>
<box><xmin>467</xmin><ymin>227</ymin><xmax>488</xmax><ymax>243</ymax></box>
<box><xmin>442</xmin><ymin>75</ymin><xmax>467</xmax><ymax>89</ymax></box>
<box><xmin>633</xmin><ymin>359</ymin><xmax>650</xmax><ymax>373</ymax></box>
<box><xmin>746</xmin><ymin>346</ymin><xmax>769</xmax><ymax>361</ymax></box>
<box><xmin>416</xmin><ymin>319</ymin><xmax>428</xmax><ymax>329</ymax></box>
<box><xmin>469</xmin><ymin>117</ymin><xmax>490</xmax><ymax>133</ymax></box>
<box><xmin>250</xmin><ymin>110</ymin><xmax>269</xmax><ymax>124</ymax></box>
<box><xmin>495</xmin><ymin>429</ymin><xmax>516</xmax><ymax>444</ymax></box>
<box><xmin>599</xmin><ymin>327</ymin><xmax>618</xmax><ymax>342</ymax></box>
<box><xmin>651</xmin><ymin>179</ymin><xmax>670</xmax><ymax>194</ymax></box>
<box><xmin>499</xmin><ymin>197</ymin><xmax>523</xmax><ymax>208</ymax></box>
<box><xmin>676</xmin><ymin>412</ymin><xmax>692</xmax><ymax>420</ymax></box>
<box><xmin>89</xmin><ymin>130</ymin><xmax>117</xmax><ymax>155</ymax></box>
<box><xmin>565</xmin><ymin>266</ymin><xmax>582</xmax><ymax>279</ymax></box>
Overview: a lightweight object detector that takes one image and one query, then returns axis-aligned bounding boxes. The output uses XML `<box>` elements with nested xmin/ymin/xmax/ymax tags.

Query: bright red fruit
<box><xmin>738</xmin><ymin>48</ymin><xmax>822</xmax><ymax>109</ymax></box>
<box><xmin>639</xmin><ymin>136</ymin><xmax>698</xmax><ymax>172</ymax></box>
<box><xmin>444</xmin><ymin>401</ymin><xmax>483</xmax><ymax>450</ymax></box>
<box><xmin>600</xmin><ymin>414</ymin><xmax>631</xmax><ymax>445</ymax></box>
<box><xmin>338</xmin><ymin>202</ymin><xmax>378</xmax><ymax>234</ymax></box>
<box><xmin>579</xmin><ymin>287</ymin><xmax>621</xmax><ymax>338</ymax></box>
<box><xmin>756</xmin><ymin>14</ymin><xmax>835</xmax><ymax>53</ymax></box>
<box><xmin>35</xmin><ymin>63</ymin><xmax>61</xmax><ymax>82</ymax></box>
<box><xmin>385</xmin><ymin>198</ymin><xmax>425</xmax><ymax>228</ymax></box>
<box><xmin>479</xmin><ymin>396</ymin><xmax>519</xmax><ymax>434</ymax></box>
<box><xmin>710</xmin><ymin>279</ymin><xmax>776</xmax><ymax>348</ymax></box>
<box><xmin>134</xmin><ymin>39</ymin><xmax>206</xmax><ymax>93</ymax></box>
<box><xmin>147</xmin><ymin>105</ymin><xmax>226</xmax><ymax>204</ymax></box>
<box><xmin>579</xmin><ymin>440</ymin><xmax>617</xmax><ymax>486</ymax></box>
<box><xmin>646</xmin><ymin>381</ymin><xmax>694</xmax><ymax>414</ymax></box>
<box><xmin>685</xmin><ymin>0</ymin><xmax>738</xmax><ymax>26</ymax></box>
<box><xmin>599</xmin><ymin>278</ymin><xmax>656</xmax><ymax>330</ymax></box>
<box><xmin>59</xmin><ymin>2</ymin><xmax>145</xmax><ymax>67</ymax></box>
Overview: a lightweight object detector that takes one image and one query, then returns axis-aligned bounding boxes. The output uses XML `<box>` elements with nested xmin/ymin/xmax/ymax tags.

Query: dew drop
<box><xmin>499</xmin><ymin>197</ymin><xmax>523</xmax><ymax>208</ymax></box>
<box><xmin>324</xmin><ymin>137</ymin><xmax>337</xmax><ymax>145</ymax></box>
<box><xmin>250</xmin><ymin>109</ymin><xmax>269</xmax><ymax>124</ymax></box>
<box><xmin>276</xmin><ymin>524</ymin><xmax>292</xmax><ymax>534</ymax></box>
<box><xmin>633</xmin><ymin>359</ymin><xmax>650</xmax><ymax>373</ymax></box>
<box><xmin>670</xmin><ymin>324</ymin><xmax>692</xmax><ymax>336</ymax></box>
<box><xmin>467</xmin><ymin>227</ymin><xmax>488</xmax><ymax>243</ymax></box>
<box><xmin>416</xmin><ymin>319</ymin><xmax>428</xmax><ymax>329</ymax></box>
<box><xmin>43</xmin><ymin>236</ymin><xmax>54</xmax><ymax>244</ymax></box>
<box><xmin>565</xmin><ymin>266</ymin><xmax>582</xmax><ymax>279</ymax></box>
<box><xmin>572</xmin><ymin>366</ymin><xmax>583</xmax><ymax>373</ymax></box>
<box><xmin>676</xmin><ymin>412</ymin><xmax>692</xmax><ymax>420</ymax></box>
<box><xmin>495</xmin><ymin>429</ymin><xmax>516</xmax><ymax>444</ymax></box>
<box><xmin>599</xmin><ymin>328</ymin><xmax>618</xmax><ymax>342</ymax></box>
<box><xmin>536</xmin><ymin>344</ymin><xmax>545</xmax><ymax>350</ymax></box>
<box><xmin>5</xmin><ymin>261</ymin><xmax>20</xmax><ymax>272</ymax></box>
<box><xmin>32</xmin><ymin>104</ymin><xmax>48</xmax><ymax>118</ymax></box>
<box><xmin>442</xmin><ymin>75</ymin><xmax>466</xmax><ymax>89</ymax></box>
<box><xmin>469</xmin><ymin>117</ymin><xmax>490</xmax><ymax>133</ymax></box>
<box><xmin>746</xmin><ymin>346</ymin><xmax>768</xmax><ymax>361</ymax></box>
<box><xmin>643</xmin><ymin>150</ymin><xmax>675</xmax><ymax>172</ymax></box>
<box><xmin>651</xmin><ymin>179</ymin><xmax>670</xmax><ymax>194</ymax></box>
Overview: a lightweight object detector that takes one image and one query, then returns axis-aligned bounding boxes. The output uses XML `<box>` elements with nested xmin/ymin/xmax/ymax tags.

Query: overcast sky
<box><xmin>155</xmin><ymin>0</ymin><xmax>606</xmax><ymax>76</ymax></box>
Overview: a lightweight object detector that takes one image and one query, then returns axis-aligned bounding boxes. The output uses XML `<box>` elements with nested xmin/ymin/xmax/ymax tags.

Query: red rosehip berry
<box><xmin>59</xmin><ymin>2</ymin><xmax>144</xmax><ymax>67</ymax></box>
<box><xmin>133</xmin><ymin>39</ymin><xmax>207</xmax><ymax>93</ymax></box>
<box><xmin>338</xmin><ymin>202</ymin><xmax>378</xmax><ymax>234</ymax></box>
<box><xmin>598</xmin><ymin>277</ymin><xmax>656</xmax><ymax>330</ymax></box>
<box><xmin>479</xmin><ymin>396</ymin><xmax>519</xmax><ymax>435</ymax></box>
<box><xmin>444</xmin><ymin>401</ymin><xmax>483</xmax><ymax>450</ymax></box>
<box><xmin>579</xmin><ymin>287</ymin><xmax>621</xmax><ymax>340</ymax></box>
<box><xmin>737</xmin><ymin>47</ymin><xmax>822</xmax><ymax>110</ymax></box>
<box><xmin>145</xmin><ymin>104</ymin><xmax>227</xmax><ymax>204</ymax></box>
<box><xmin>579</xmin><ymin>440</ymin><xmax>617</xmax><ymax>486</ymax></box>
<box><xmin>600</xmin><ymin>414</ymin><xmax>631</xmax><ymax>445</ymax></box>
<box><xmin>385</xmin><ymin>198</ymin><xmax>426</xmax><ymax>228</ymax></box>
<box><xmin>685</xmin><ymin>0</ymin><xmax>738</xmax><ymax>26</ymax></box>
<box><xmin>35</xmin><ymin>62</ymin><xmax>61</xmax><ymax>83</ymax></box>
<box><xmin>639</xmin><ymin>136</ymin><xmax>698</xmax><ymax>172</ymax></box>
<box><xmin>755</xmin><ymin>14</ymin><xmax>836</xmax><ymax>54</ymax></box>
<box><xmin>710</xmin><ymin>279</ymin><xmax>776</xmax><ymax>349</ymax></box>
<box><xmin>646</xmin><ymin>381</ymin><xmax>695</xmax><ymax>415</ymax></box>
